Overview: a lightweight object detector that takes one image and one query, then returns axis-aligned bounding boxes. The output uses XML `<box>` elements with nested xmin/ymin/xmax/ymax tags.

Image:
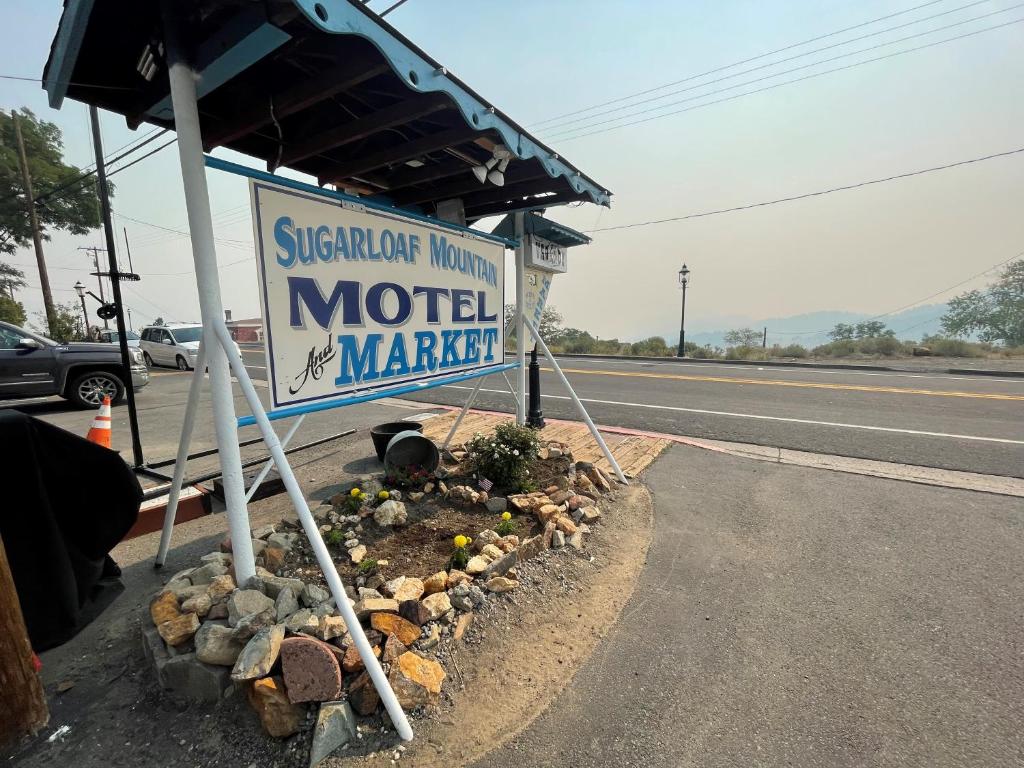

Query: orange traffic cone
<box><xmin>86</xmin><ymin>395</ymin><xmax>112</xmax><ymax>448</ymax></box>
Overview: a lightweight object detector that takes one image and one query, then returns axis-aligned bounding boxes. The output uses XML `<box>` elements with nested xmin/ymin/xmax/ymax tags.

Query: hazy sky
<box><xmin>2</xmin><ymin>0</ymin><xmax>1022</xmax><ymax>340</ymax></box>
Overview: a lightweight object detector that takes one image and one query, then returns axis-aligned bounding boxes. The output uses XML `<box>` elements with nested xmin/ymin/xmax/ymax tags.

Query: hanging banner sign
<box><xmin>523</xmin><ymin>267</ymin><xmax>553</xmax><ymax>345</ymax></box>
<box><xmin>250</xmin><ymin>181</ymin><xmax>506</xmax><ymax>409</ymax></box>
<box><xmin>524</xmin><ymin>234</ymin><xmax>567</xmax><ymax>273</ymax></box>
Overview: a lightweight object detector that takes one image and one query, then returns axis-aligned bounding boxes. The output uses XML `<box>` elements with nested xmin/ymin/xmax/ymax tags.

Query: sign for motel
<box><xmin>250</xmin><ymin>181</ymin><xmax>506</xmax><ymax>409</ymax></box>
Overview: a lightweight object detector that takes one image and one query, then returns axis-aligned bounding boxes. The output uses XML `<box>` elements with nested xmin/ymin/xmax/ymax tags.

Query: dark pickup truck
<box><xmin>0</xmin><ymin>320</ymin><xmax>149</xmax><ymax>408</ymax></box>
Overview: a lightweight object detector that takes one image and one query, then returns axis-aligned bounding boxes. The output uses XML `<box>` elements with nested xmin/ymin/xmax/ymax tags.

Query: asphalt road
<box><xmin>386</xmin><ymin>355</ymin><xmax>1024</xmax><ymax>478</ymax></box>
<box><xmin>476</xmin><ymin>444</ymin><xmax>1024</xmax><ymax>768</ymax></box>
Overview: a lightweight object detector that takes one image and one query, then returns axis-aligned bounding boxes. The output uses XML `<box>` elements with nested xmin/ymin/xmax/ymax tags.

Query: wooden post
<box><xmin>0</xmin><ymin>534</ymin><xmax>48</xmax><ymax>747</ymax></box>
<box><xmin>12</xmin><ymin>113</ymin><xmax>57</xmax><ymax>335</ymax></box>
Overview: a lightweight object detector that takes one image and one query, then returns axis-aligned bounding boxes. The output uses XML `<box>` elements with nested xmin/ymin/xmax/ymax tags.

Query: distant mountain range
<box><xmin>649</xmin><ymin>303</ymin><xmax>949</xmax><ymax>349</ymax></box>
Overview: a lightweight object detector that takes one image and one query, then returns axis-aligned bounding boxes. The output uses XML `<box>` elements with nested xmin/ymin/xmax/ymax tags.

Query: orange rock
<box><xmin>262</xmin><ymin>546</ymin><xmax>286</xmax><ymax>572</ymax></box>
<box><xmin>370</xmin><ymin>612</ymin><xmax>421</xmax><ymax>646</ymax></box>
<box><xmin>247</xmin><ymin>676</ymin><xmax>304</xmax><ymax>738</ymax></box>
<box><xmin>422</xmin><ymin>571</ymin><xmax>447</xmax><ymax>596</ymax></box>
<box><xmin>157</xmin><ymin>612</ymin><xmax>200</xmax><ymax>646</ymax></box>
<box><xmin>342</xmin><ymin>643</ymin><xmax>381</xmax><ymax>673</ymax></box>
<box><xmin>388</xmin><ymin>651</ymin><xmax>446</xmax><ymax>709</ymax></box>
<box><xmin>206</xmin><ymin>574</ymin><xmax>236</xmax><ymax>602</ymax></box>
<box><xmin>150</xmin><ymin>591</ymin><xmax>180</xmax><ymax>626</ymax></box>
<box><xmin>348</xmin><ymin>671</ymin><xmax>380</xmax><ymax>715</ymax></box>
<box><xmin>454</xmin><ymin>612</ymin><xmax>473</xmax><ymax>641</ymax></box>
<box><xmin>446</xmin><ymin>569</ymin><xmax>472</xmax><ymax>589</ymax></box>
<box><xmin>537</xmin><ymin>504</ymin><xmax>562</xmax><ymax>523</ymax></box>
<box><xmin>555</xmin><ymin>516</ymin><xmax>578</xmax><ymax>535</ymax></box>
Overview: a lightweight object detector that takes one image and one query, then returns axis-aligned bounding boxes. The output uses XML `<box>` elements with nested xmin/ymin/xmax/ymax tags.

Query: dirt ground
<box><xmin>5</xmin><ymin>425</ymin><xmax>655</xmax><ymax>768</ymax></box>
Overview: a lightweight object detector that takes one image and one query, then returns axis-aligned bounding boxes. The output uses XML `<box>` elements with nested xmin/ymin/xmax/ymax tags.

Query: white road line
<box><xmin>440</xmin><ymin>385</ymin><xmax>1024</xmax><ymax>446</ymax></box>
<box><xmin>555</xmin><ymin>357</ymin><xmax>1024</xmax><ymax>385</ymax></box>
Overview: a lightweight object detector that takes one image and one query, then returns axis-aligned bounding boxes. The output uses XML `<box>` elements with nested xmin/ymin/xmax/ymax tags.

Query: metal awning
<box><xmin>491</xmin><ymin>212</ymin><xmax>592</xmax><ymax>248</ymax></box>
<box><xmin>43</xmin><ymin>0</ymin><xmax>611</xmax><ymax>223</ymax></box>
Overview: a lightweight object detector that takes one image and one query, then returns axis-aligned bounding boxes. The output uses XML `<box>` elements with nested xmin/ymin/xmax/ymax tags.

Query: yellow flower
<box><xmin>378</xmin><ymin>490</ymin><xmax>389</xmax><ymax>500</ymax></box>
<box><xmin>349</xmin><ymin>487</ymin><xmax>360</xmax><ymax>496</ymax></box>
<box><xmin>358</xmin><ymin>492</ymin><xmax>369</xmax><ymax>502</ymax></box>
<box><xmin>501</xmin><ymin>511</ymin><xmax>512</xmax><ymax>521</ymax></box>
<box><xmin>453</xmin><ymin>534</ymin><xmax>469</xmax><ymax>549</ymax></box>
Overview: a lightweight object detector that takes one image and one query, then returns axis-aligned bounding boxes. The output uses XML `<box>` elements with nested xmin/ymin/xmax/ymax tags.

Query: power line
<box><xmin>588</xmin><ymin>146</ymin><xmax>1024</xmax><ymax>233</ymax></box>
<box><xmin>528</xmin><ymin>0</ymin><xmax>949</xmax><ymax>128</ymax></box>
<box><xmin>0</xmin><ymin>74</ymin><xmax>133</xmax><ymax>90</ymax></box>
<box><xmin>551</xmin><ymin>16</ymin><xmax>1024</xmax><ymax>142</ymax></box>
<box><xmin>541</xmin><ymin>0</ymin><xmax>1002</xmax><ymax>136</ymax></box>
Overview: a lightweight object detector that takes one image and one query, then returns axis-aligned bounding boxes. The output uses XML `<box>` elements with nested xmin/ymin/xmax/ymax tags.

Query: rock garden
<box><xmin>142</xmin><ymin>421</ymin><xmax>620</xmax><ymax>766</ymax></box>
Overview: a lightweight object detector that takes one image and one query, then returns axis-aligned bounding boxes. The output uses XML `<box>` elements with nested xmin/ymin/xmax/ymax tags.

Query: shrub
<box><xmin>920</xmin><ymin>335</ymin><xmax>985</xmax><ymax>357</ymax></box>
<box><xmin>466</xmin><ymin>421</ymin><xmax>540</xmax><ymax>491</ymax></box>
<box><xmin>773</xmin><ymin>344</ymin><xmax>809</xmax><ymax>358</ymax></box>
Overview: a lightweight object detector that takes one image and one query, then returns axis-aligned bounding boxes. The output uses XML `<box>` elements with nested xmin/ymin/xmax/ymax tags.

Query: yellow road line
<box><xmin>542</xmin><ymin>367</ymin><xmax>1024</xmax><ymax>401</ymax></box>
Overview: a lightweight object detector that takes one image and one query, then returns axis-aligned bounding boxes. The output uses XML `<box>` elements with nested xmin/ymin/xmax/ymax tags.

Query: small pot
<box><xmin>384</xmin><ymin>430</ymin><xmax>440</xmax><ymax>476</ymax></box>
<box><xmin>369</xmin><ymin>421</ymin><xmax>424</xmax><ymax>462</ymax></box>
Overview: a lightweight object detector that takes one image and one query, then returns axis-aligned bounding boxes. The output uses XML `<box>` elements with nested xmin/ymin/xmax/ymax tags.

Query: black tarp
<box><xmin>0</xmin><ymin>411</ymin><xmax>140</xmax><ymax>650</ymax></box>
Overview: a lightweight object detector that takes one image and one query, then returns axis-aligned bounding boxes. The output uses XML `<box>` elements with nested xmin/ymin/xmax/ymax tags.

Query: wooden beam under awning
<box><xmin>202</xmin><ymin>60</ymin><xmax>391</xmax><ymax>150</ymax></box>
<box><xmin>391</xmin><ymin>166</ymin><xmax>550</xmax><ymax>207</ymax></box>
<box><xmin>319</xmin><ymin>125</ymin><xmax>483</xmax><ymax>184</ymax></box>
<box><xmin>276</xmin><ymin>93</ymin><xmax>451</xmax><ymax>168</ymax></box>
<box><xmin>465</xmin><ymin>190</ymin><xmax>590</xmax><ymax>223</ymax></box>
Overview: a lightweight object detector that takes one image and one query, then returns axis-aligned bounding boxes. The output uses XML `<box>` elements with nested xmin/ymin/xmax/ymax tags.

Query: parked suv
<box><xmin>97</xmin><ymin>328</ymin><xmax>141</xmax><ymax>347</ymax></box>
<box><xmin>0</xmin><ymin>320</ymin><xmax>149</xmax><ymax>408</ymax></box>
<box><xmin>139</xmin><ymin>324</ymin><xmax>240</xmax><ymax>370</ymax></box>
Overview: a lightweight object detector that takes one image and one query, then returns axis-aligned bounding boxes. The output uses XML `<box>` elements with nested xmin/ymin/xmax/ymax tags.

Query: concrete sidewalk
<box><xmin>476</xmin><ymin>444</ymin><xmax>1024</xmax><ymax>767</ymax></box>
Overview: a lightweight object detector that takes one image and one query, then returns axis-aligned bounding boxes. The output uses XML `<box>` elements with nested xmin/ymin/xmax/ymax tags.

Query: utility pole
<box><xmin>79</xmin><ymin>246</ymin><xmax>109</xmax><ymax>329</ymax></box>
<box><xmin>763</xmin><ymin>327</ymin><xmax>767</xmax><ymax>349</ymax></box>
<box><xmin>12</xmin><ymin>113</ymin><xmax>56</xmax><ymax>334</ymax></box>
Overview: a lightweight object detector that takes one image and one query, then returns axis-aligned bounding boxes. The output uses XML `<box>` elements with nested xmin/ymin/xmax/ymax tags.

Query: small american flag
<box><xmin>477</xmin><ymin>476</ymin><xmax>494</xmax><ymax>492</ymax></box>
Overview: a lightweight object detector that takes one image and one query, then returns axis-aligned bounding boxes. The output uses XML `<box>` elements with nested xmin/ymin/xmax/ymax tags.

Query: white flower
<box><xmin>513</xmin><ymin>449</ymin><xmax>520</xmax><ymax>456</ymax></box>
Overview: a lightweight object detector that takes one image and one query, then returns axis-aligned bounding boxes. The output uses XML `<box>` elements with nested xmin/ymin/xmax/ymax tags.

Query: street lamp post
<box><xmin>73</xmin><ymin>281</ymin><xmax>90</xmax><ymax>339</ymax></box>
<box><xmin>676</xmin><ymin>264</ymin><xmax>691</xmax><ymax>357</ymax></box>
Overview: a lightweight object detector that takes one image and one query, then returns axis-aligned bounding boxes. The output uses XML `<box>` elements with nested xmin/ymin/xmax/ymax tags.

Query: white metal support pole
<box><xmin>514</xmin><ymin>212</ymin><xmax>526</xmax><ymax>425</ymax></box>
<box><xmin>501</xmin><ymin>370</ymin><xmax>518</xmax><ymax>403</ymax></box>
<box><xmin>523</xmin><ymin>316</ymin><xmax>628</xmax><ymax>484</ymax></box>
<box><xmin>164</xmin><ymin>32</ymin><xmax>257</xmax><ymax>584</ymax></box>
<box><xmin>213</xmin><ymin>322</ymin><xmax>413</xmax><ymax>742</ymax></box>
<box><xmin>442</xmin><ymin>375</ymin><xmax>485</xmax><ymax>450</ymax></box>
<box><xmin>244</xmin><ymin>414</ymin><xmax>305</xmax><ymax>503</ymax></box>
<box><xmin>155</xmin><ymin>342</ymin><xmax>207</xmax><ymax>567</ymax></box>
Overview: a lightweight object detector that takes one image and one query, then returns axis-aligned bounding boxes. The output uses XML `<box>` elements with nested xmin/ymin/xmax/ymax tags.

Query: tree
<box><xmin>829</xmin><ymin>323</ymin><xmax>855</xmax><ymax>341</ymax></box>
<box><xmin>33</xmin><ymin>302</ymin><xmax>86</xmax><ymax>342</ymax></box>
<box><xmin>153</xmin><ymin>316</ymin><xmax>165</xmax><ymax>326</ymax></box>
<box><xmin>503</xmin><ymin>304</ymin><xmax>563</xmax><ymax>341</ymax></box>
<box><xmin>941</xmin><ymin>259</ymin><xmax>1024</xmax><ymax>346</ymax></box>
<box><xmin>853</xmin><ymin>320</ymin><xmax>893</xmax><ymax>338</ymax></box>
<box><xmin>724</xmin><ymin>327</ymin><xmax>761</xmax><ymax>347</ymax></box>
<box><xmin>630</xmin><ymin>336</ymin><xmax>671</xmax><ymax>356</ymax></box>
<box><xmin>0</xmin><ymin>262</ymin><xmax>26</xmax><ymax>298</ymax></box>
<box><xmin>0</xmin><ymin>109</ymin><xmax>106</xmax><ymax>255</ymax></box>
<box><xmin>0</xmin><ymin>295</ymin><xmax>25</xmax><ymax>325</ymax></box>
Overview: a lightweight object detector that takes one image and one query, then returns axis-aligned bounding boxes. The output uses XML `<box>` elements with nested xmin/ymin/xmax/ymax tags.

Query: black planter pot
<box><xmin>369</xmin><ymin>421</ymin><xmax>423</xmax><ymax>462</ymax></box>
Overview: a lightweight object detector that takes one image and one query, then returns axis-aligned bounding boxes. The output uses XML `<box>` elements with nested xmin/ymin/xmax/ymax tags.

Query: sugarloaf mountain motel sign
<box><xmin>252</xmin><ymin>181</ymin><xmax>505</xmax><ymax>409</ymax></box>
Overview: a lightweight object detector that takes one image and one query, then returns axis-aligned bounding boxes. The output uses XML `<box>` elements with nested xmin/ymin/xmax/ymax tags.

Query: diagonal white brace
<box><xmin>522</xmin><ymin>316</ymin><xmax>628</xmax><ymax>485</ymax></box>
<box><xmin>244</xmin><ymin>414</ymin><xmax>306</xmax><ymax>503</ymax></box>
<box><xmin>155</xmin><ymin>341</ymin><xmax>206</xmax><ymax>567</ymax></box>
<box><xmin>442</xmin><ymin>375</ymin><xmax>485</xmax><ymax>451</ymax></box>
<box><xmin>213</xmin><ymin>321</ymin><xmax>414</xmax><ymax>742</ymax></box>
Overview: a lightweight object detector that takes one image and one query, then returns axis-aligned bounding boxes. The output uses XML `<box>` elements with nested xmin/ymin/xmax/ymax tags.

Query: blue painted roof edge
<box><xmin>205</xmin><ymin>155</ymin><xmax>519</xmax><ymax>248</ymax></box>
<box><xmin>290</xmin><ymin>0</ymin><xmax>611</xmax><ymax>209</ymax></box>
<box><xmin>43</xmin><ymin>0</ymin><xmax>95</xmax><ymax>108</ymax></box>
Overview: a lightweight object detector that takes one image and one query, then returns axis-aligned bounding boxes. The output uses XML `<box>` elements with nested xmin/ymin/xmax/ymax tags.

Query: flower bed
<box><xmin>141</xmin><ymin>431</ymin><xmax>618</xmax><ymax>766</ymax></box>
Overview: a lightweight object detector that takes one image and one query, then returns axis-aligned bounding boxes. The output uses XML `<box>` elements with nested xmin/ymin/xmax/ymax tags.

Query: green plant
<box><xmin>449</xmin><ymin>535</ymin><xmax>472</xmax><ymax>570</ymax></box>
<box><xmin>384</xmin><ymin>464</ymin><xmax>432</xmax><ymax>487</ymax></box>
<box><xmin>942</xmin><ymin>259</ymin><xmax>1024</xmax><ymax>346</ymax></box>
<box><xmin>465</xmin><ymin>421</ymin><xmax>540</xmax><ymax>492</ymax></box>
<box><xmin>357</xmin><ymin>558</ymin><xmax>379</xmax><ymax>575</ymax></box>
<box><xmin>324</xmin><ymin>529</ymin><xmax>345</xmax><ymax>546</ymax></box>
<box><xmin>495</xmin><ymin>511</ymin><xmax>516</xmax><ymax>536</ymax></box>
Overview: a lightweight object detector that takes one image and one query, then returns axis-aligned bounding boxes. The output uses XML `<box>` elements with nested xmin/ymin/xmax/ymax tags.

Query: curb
<box><xmin>504</xmin><ymin>349</ymin><xmax>1024</xmax><ymax>378</ymax></box>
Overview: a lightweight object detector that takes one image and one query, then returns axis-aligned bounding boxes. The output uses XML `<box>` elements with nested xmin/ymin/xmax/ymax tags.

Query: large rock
<box><xmin>472</xmin><ymin>529</ymin><xmax>500</xmax><ymax>552</ymax></box>
<box><xmin>465</xmin><ymin>555</ymin><xmax>490</xmax><ymax>576</ymax></box>
<box><xmin>353</xmin><ymin>598</ymin><xmax>398</xmax><ymax>619</ymax></box>
<box><xmin>480</xmin><ymin>543</ymin><xmax>504</xmax><ymax>561</ymax></box>
<box><xmin>194</xmin><ymin>623</ymin><xmax>245</xmax><ymax>666</ymax></box>
<box><xmin>581</xmin><ymin>506</ymin><xmax>602</xmax><ymax>523</ymax></box>
<box><xmin>181</xmin><ymin>592</ymin><xmax>212</xmax><ymax>618</ymax></box>
<box><xmin>206</xmin><ymin>574</ymin><xmax>236</xmax><ymax>602</ymax></box>
<box><xmin>262</xmin><ymin>546</ymin><xmax>286</xmax><ymax>573</ymax></box>
<box><xmin>348</xmin><ymin>545</ymin><xmax>368</xmax><ymax>564</ymax></box>
<box><xmin>484</xmin><ymin>496</ymin><xmax>508</xmax><ymax>513</ymax></box>
<box><xmin>301</xmin><ymin>583</ymin><xmax>331</xmax><ymax>608</ymax></box>
<box><xmin>556</xmin><ymin>516</ymin><xmax>578</xmax><ymax>535</ymax></box>
<box><xmin>420</xmin><ymin>592</ymin><xmax>452</xmax><ymax>622</ymax></box>
<box><xmin>150</xmin><ymin>591</ymin><xmax>180</xmax><ymax>626</ymax></box>
<box><xmin>262</xmin><ymin>575</ymin><xmax>305</xmax><ymax>599</ymax></box>
<box><xmin>284</xmin><ymin>608</ymin><xmax>320</xmax><ymax>635</ymax></box>
<box><xmin>384</xmin><ymin>576</ymin><xmax>424</xmax><ymax>602</ymax></box>
<box><xmin>309</xmin><ymin>701</ymin><xmax>357</xmax><ymax>768</ymax></box>
<box><xmin>536</xmin><ymin>504</ymin><xmax>562</xmax><ymax>523</ymax></box>
<box><xmin>318</xmin><ymin>615</ymin><xmax>348</xmax><ymax>642</ymax></box>
<box><xmin>231</xmin><ymin>624</ymin><xmax>285</xmax><ymax>682</ymax></box>
<box><xmin>373</xmin><ymin>499</ymin><xmax>408</xmax><ymax>527</ymax></box>
<box><xmin>516</xmin><ymin>533</ymin><xmax>547</xmax><ymax>562</ymax></box>
<box><xmin>342</xmin><ymin>643</ymin><xmax>381</xmax><ymax>674</ymax></box>
<box><xmin>232</xmin><ymin>609</ymin><xmax>277</xmax><ymax>642</ymax></box>
<box><xmin>280</xmin><ymin>636</ymin><xmax>343</xmax><ymax>703</ymax></box>
<box><xmin>189</xmin><ymin>562</ymin><xmax>228</xmax><ymax>585</ymax></box>
<box><xmin>275</xmin><ymin>586</ymin><xmax>300</xmax><ymax>622</ymax></box>
<box><xmin>157</xmin><ymin>612</ymin><xmax>200</xmax><ymax>647</ymax></box>
<box><xmin>382</xmin><ymin>634</ymin><xmax>409</xmax><ymax>664</ymax></box>
<box><xmin>370</xmin><ymin>612</ymin><xmax>421</xmax><ymax>646</ymax></box>
<box><xmin>481</xmin><ymin>550</ymin><xmax>517</xmax><ymax>579</ymax></box>
<box><xmin>485</xmin><ymin>576</ymin><xmax>519</xmax><ymax>593</ymax></box>
<box><xmin>422</xmin><ymin>571</ymin><xmax>447</xmax><ymax>596</ymax></box>
<box><xmin>348</xmin><ymin>671</ymin><xmax>380</xmax><ymax>715</ymax></box>
<box><xmin>398</xmin><ymin>599</ymin><xmax>431</xmax><ymax>627</ymax></box>
<box><xmin>247</xmin><ymin>676</ymin><xmax>304</xmax><ymax>738</ymax></box>
<box><xmin>446</xmin><ymin>570</ymin><xmax>472</xmax><ymax>589</ymax></box>
<box><xmin>267</xmin><ymin>531</ymin><xmax>300</xmax><ymax>551</ymax></box>
<box><xmin>388</xmin><ymin>652</ymin><xmax>446</xmax><ymax>709</ymax></box>
<box><xmin>228</xmin><ymin>589</ymin><xmax>276</xmax><ymax>627</ymax></box>
<box><xmin>157</xmin><ymin>653</ymin><xmax>230</xmax><ymax>703</ymax></box>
